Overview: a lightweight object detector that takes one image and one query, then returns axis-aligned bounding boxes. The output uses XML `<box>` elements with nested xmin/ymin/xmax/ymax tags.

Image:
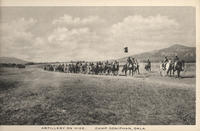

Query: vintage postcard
<box><xmin>0</xmin><ymin>0</ymin><xmax>199</xmax><ymax>131</ymax></box>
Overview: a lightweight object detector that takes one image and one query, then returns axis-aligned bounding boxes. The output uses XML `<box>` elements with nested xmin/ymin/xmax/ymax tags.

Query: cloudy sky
<box><xmin>0</xmin><ymin>7</ymin><xmax>195</xmax><ymax>62</ymax></box>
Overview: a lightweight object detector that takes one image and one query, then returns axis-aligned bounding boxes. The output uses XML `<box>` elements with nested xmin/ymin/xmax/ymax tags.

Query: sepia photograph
<box><xmin>0</xmin><ymin>1</ymin><xmax>199</xmax><ymax>130</ymax></box>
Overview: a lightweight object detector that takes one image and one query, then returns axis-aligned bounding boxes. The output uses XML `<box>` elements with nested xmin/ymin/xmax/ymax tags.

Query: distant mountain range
<box><xmin>0</xmin><ymin>57</ymin><xmax>29</xmax><ymax>64</ymax></box>
<box><xmin>118</xmin><ymin>44</ymin><xmax>196</xmax><ymax>63</ymax></box>
<box><xmin>0</xmin><ymin>44</ymin><xmax>196</xmax><ymax>64</ymax></box>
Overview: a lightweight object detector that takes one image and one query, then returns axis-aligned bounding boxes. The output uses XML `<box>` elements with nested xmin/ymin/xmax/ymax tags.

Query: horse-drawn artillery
<box><xmin>43</xmin><ymin>56</ymin><xmax>186</xmax><ymax>78</ymax></box>
<box><xmin>43</xmin><ymin>61</ymin><xmax>120</xmax><ymax>76</ymax></box>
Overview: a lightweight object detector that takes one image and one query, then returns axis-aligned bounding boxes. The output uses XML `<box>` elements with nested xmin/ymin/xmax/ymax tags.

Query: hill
<box><xmin>118</xmin><ymin>44</ymin><xmax>196</xmax><ymax>63</ymax></box>
<box><xmin>0</xmin><ymin>57</ymin><xmax>29</xmax><ymax>64</ymax></box>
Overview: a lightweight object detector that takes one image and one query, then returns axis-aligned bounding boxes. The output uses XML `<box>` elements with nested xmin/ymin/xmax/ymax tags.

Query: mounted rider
<box><xmin>134</xmin><ymin>58</ymin><xmax>140</xmax><ymax>74</ymax></box>
<box><xmin>162</xmin><ymin>56</ymin><xmax>169</xmax><ymax>70</ymax></box>
<box><xmin>147</xmin><ymin>59</ymin><xmax>151</xmax><ymax>66</ymax></box>
<box><xmin>147</xmin><ymin>59</ymin><xmax>151</xmax><ymax>68</ymax></box>
<box><xmin>145</xmin><ymin>59</ymin><xmax>151</xmax><ymax>71</ymax></box>
<box><xmin>132</xmin><ymin>57</ymin><xmax>136</xmax><ymax>65</ymax></box>
<box><xmin>105</xmin><ymin>60</ymin><xmax>109</xmax><ymax>66</ymax></box>
<box><xmin>173</xmin><ymin>56</ymin><xmax>179</xmax><ymax>67</ymax></box>
<box><xmin>134</xmin><ymin>58</ymin><xmax>139</xmax><ymax>66</ymax></box>
<box><xmin>127</xmin><ymin>57</ymin><xmax>132</xmax><ymax>64</ymax></box>
<box><xmin>114</xmin><ymin>60</ymin><xmax>119</xmax><ymax>69</ymax></box>
<box><xmin>126</xmin><ymin>57</ymin><xmax>132</xmax><ymax>68</ymax></box>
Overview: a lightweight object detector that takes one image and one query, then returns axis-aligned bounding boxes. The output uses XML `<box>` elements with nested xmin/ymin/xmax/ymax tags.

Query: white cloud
<box><xmin>48</xmin><ymin>27</ymin><xmax>94</xmax><ymax>43</ymax></box>
<box><xmin>107</xmin><ymin>15</ymin><xmax>180</xmax><ymax>56</ymax></box>
<box><xmin>0</xmin><ymin>18</ymin><xmax>38</xmax><ymax>59</ymax></box>
<box><xmin>111</xmin><ymin>15</ymin><xmax>179</xmax><ymax>41</ymax></box>
<box><xmin>44</xmin><ymin>27</ymin><xmax>103</xmax><ymax>61</ymax></box>
<box><xmin>0</xmin><ymin>14</ymin><xmax>186</xmax><ymax>62</ymax></box>
<box><xmin>52</xmin><ymin>14</ymin><xmax>106</xmax><ymax>31</ymax></box>
<box><xmin>0</xmin><ymin>16</ymin><xmax>105</xmax><ymax>62</ymax></box>
<box><xmin>52</xmin><ymin>14</ymin><xmax>105</xmax><ymax>26</ymax></box>
<box><xmin>47</xmin><ymin>27</ymin><xmax>98</xmax><ymax>49</ymax></box>
<box><xmin>1</xmin><ymin>18</ymin><xmax>37</xmax><ymax>42</ymax></box>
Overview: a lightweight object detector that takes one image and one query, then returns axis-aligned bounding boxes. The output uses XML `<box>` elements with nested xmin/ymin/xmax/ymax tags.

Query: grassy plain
<box><xmin>0</xmin><ymin>63</ymin><xmax>196</xmax><ymax>125</ymax></box>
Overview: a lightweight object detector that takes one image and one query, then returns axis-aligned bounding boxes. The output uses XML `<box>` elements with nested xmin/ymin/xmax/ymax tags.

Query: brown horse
<box><xmin>122</xmin><ymin>63</ymin><xmax>139</xmax><ymax>76</ymax></box>
<box><xmin>172</xmin><ymin>60</ymin><xmax>185</xmax><ymax>78</ymax></box>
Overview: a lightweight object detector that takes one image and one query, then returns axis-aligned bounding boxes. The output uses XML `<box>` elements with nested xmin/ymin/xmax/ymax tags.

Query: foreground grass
<box><xmin>0</xmin><ymin>68</ymin><xmax>196</xmax><ymax>125</ymax></box>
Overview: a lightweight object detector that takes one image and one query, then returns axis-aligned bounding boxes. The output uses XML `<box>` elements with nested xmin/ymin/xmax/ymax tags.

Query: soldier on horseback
<box><xmin>162</xmin><ymin>56</ymin><xmax>169</xmax><ymax>70</ymax></box>
<box><xmin>133</xmin><ymin>58</ymin><xmax>140</xmax><ymax>74</ymax></box>
<box><xmin>147</xmin><ymin>59</ymin><xmax>151</xmax><ymax>67</ymax></box>
<box><xmin>145</xmin><ymin>59</ymin><xmax>151</xmax><ymax>71</ymax></box>
<box><xmin>132</xmin><ymin>57</ymin><xmax>136</xmax><ymax>65</ymax></box>
<box><xmin>173</xmin><ymin>56</ymin><xmax>179</xmax><ymax>67</ymax></box>
<box><xmin>127</xmin><ymin>57</ymin><xmax>132</xmax><ymax>65</ymax></box>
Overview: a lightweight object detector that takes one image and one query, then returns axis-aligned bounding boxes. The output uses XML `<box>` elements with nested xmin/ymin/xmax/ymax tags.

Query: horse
<box><xmin>121</xmin><ymin>62</ymin><xmax>139</xmax><ymax>76</ymax></box>
<box><xmin>172</xmin><ymin>60</ymin><xmax>185</xmax><ymax>78</ymax></box>
<box><xmin>122</xmin><ymin>64</ymin><xmax>128</xmax><ymax>76</ymax></box>
<box><xmin>160</xmin><ymin>60</ymin><xmax>173</xmax><ymax>77</ymax></box>
<box><xmin>111</xmin><ymin>62</ymin><xmax>119</xmax><ymax>76</ymax></box>
<box><xmin>145</xmin><ymin>64</ymin><xmax>151</xmax><ymax>72</ymax></box>
<box><xmin>134</xmin><ymin>63</ymin><xmax>140</xmax><ymax>74</ymax></box>
<box><xmin>104</xmin><ymin>63</ymin><xmax>112</xmax><ymax>75</ymax></box>
<box><xmin>98</xmin><ymin>63</ymin><xmax>104</xmax><ymax>75</ymax></box>
<box><xmin>127</xmin><ymin>63</ymin><xmax>134</xmax><ymax>76</ymax></box>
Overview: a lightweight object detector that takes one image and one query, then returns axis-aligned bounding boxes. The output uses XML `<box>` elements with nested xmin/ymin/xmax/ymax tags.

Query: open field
<box><xmin>0</xmin><ymin>63</ymin><xmax>196</xmax><ymax>125</ymax></box>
